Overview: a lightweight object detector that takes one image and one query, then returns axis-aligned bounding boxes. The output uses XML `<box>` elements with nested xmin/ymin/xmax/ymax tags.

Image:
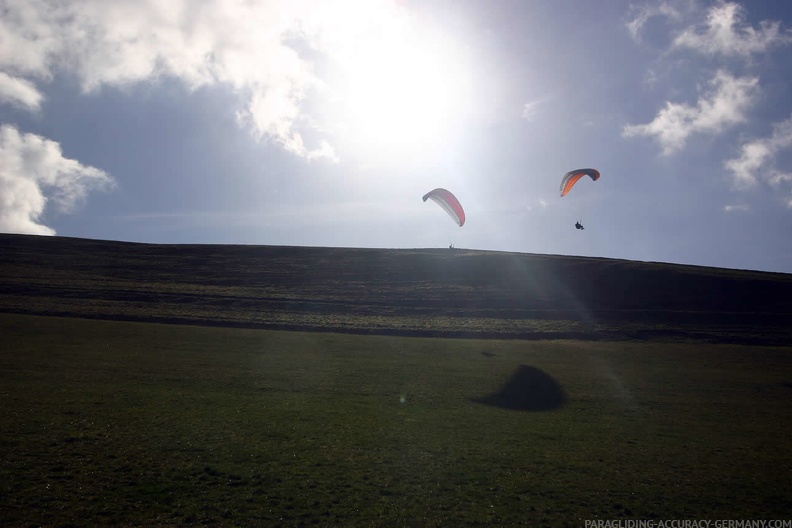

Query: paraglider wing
<box><xmin>422</xmin><ymin>188</ymin><xmax>465</xmax><ymax>226</ymax></box>
<box><xmin>560</xmin><ymin>168</ymin><xmax>600</xmax><ymax>197</ymax></box>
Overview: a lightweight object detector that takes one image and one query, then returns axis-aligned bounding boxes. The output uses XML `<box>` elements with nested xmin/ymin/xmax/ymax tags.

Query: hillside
<box><xmin>1</xmin><ymin>233</ymin><xmax>791</xmax><ymax>344</ymax></box>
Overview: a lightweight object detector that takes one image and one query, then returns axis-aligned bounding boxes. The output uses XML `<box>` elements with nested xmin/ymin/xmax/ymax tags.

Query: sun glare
<box><xmin>319</xmin><ymin>2</ymin><xmax>471</xmax><ymax>159</ymax></box>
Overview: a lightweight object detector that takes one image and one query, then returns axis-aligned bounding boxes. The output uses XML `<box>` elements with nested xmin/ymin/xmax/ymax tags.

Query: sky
<box><xmin>2</xmin><ymin>0</ymin><xmax>792</xmax><ymax>273</ymax></box>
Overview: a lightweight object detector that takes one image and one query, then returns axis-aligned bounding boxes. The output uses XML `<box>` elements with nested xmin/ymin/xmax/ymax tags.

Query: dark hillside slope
<box><xmin>1</xmin><ymin>234</ymin><xmax>791</xmax><ymax>343</ymax></box>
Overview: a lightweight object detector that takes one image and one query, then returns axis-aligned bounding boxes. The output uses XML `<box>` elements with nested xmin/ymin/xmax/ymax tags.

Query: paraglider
<box><xmin>561</xmin><ymin>168</ymin><xmax>600</xmax><ymax>231</ymax></box>
<box><xmin>422</xmin><ymin>188</ymin><xmax>465</xmax><ymax>227</ymax></box>
<box><xmin>560</xmin><ymin>168</ymin><xmax>600</xmax><ymax>197</ymax></box>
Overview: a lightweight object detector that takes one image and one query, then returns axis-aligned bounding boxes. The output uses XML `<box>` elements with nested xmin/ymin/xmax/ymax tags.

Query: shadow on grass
<box><xmin>472</xmin><ymin>365</ymin><xmax>567</xmax><ymax>411</ymax></box>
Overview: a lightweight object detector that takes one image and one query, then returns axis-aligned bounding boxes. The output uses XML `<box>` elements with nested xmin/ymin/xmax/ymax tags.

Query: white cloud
<box><xmin>724</xmin><ymin>114</ymin><xmax>792</xmax><ymax>188</ymax></box>
<box><xmin>0</xmin><ymin>72</ymin><xmax>44</xmax><ymax>110</ymax></box>
<box><xmin>0</xmin><ymin>0</ymin><xmax>453</xmax><ymax>162</ymax></box>
<box><xmin>521</xmin><ymin>100</ymin><xmax>543</xmax><ymax>121</ymax></box>
<box><xmin>770</xmin><ymin>173</ymin><xmax>792</xmax><ymax>209</ymax></box>
<box><xmin>769</xmin><ymin>171</ymin><xmax>792</xmax><ymax>187</ymax></box>
<box><xmin>0</xmin><ymin>0</ymin><xmax>60</xmax><ymax>79</ymax></box>
<box><xmin>623</xmin><ymin>70</ymin><xmax>758</xmax><ymax>154</ymax></box>
<box><xmin>0</xmin><ymin>124</ymin><xmax>113</xmax><ymax>235</ymax></box>
<box><xmin>626</xmin><ymin>1</ymin><xmax>682</xmax><ymax>42</ymax></box>
<box><xmin>723</xmin><ymin>203</ymin><xmax>750</xmax><ymax>213</ymax></box>
<box><xmin>306</xmin><ymin>140</ymin><xmax>339</xmax><ymax>163</ymax></box>
<box><xmin>673</xmin><ymin>1</ymin><xmax>792</xmax><ymax>57</ymax></box>
<box><xmin>0</xmin><ymin>0</ymin><xmax>318</xmax><ymax>154</ymax></box>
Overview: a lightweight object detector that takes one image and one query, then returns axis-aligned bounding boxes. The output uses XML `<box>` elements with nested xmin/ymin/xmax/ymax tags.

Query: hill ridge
<box><xmin>2</xmin><ymin>233</ymin><xmax>791</xmax><ymax>344</ymax></box>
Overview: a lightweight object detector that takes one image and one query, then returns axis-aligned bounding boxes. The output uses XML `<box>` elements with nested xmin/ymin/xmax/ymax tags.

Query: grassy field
<box><xmin>2</xmin><ymin>313</ymin><xmax>791</xmax><ymax>526</ymax></box>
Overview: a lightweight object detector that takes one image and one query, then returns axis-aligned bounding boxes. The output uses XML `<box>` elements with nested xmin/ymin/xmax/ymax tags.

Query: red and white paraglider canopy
<box><xmin>422</xmin><ymin>188</ymin><xmax>465</xmax><ymax>227</ymax></box>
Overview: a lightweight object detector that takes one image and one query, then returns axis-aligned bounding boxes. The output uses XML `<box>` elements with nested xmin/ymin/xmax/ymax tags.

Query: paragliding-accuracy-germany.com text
<box><xmin>582</xmin><ymin>520</ymin><xmax>792</xmax><ymax>528</ymax></box>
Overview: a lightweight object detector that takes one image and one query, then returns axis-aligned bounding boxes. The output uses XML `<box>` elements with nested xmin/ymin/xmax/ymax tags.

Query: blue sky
<box><xmin>2</xmin><ymin>0</ymin><xmax>792</xmax><ymax>273</ymax></box>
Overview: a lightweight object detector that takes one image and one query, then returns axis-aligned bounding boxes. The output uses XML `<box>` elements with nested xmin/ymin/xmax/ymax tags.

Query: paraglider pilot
<box><xmin>575</xmin><ymin>221</ymin><xmax>584</xmax><ymax>230</ymax></box>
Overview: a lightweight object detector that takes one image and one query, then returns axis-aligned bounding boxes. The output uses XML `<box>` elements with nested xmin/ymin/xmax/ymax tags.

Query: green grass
<box><xmin>1</xmin><ymin>313</ymin><xmax>791</xmax><ymax>526</ymax></box>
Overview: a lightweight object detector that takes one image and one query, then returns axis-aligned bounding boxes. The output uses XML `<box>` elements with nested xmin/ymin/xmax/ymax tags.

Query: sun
<box><xmin>342</xmin><ymin>29</ymin><xmax>459</xmax><ymax>146</ymax></box>
<box><xmin>317</xmin><ymin>1</ymin><xmax>472</xmax><ymax>159</ymax></box>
